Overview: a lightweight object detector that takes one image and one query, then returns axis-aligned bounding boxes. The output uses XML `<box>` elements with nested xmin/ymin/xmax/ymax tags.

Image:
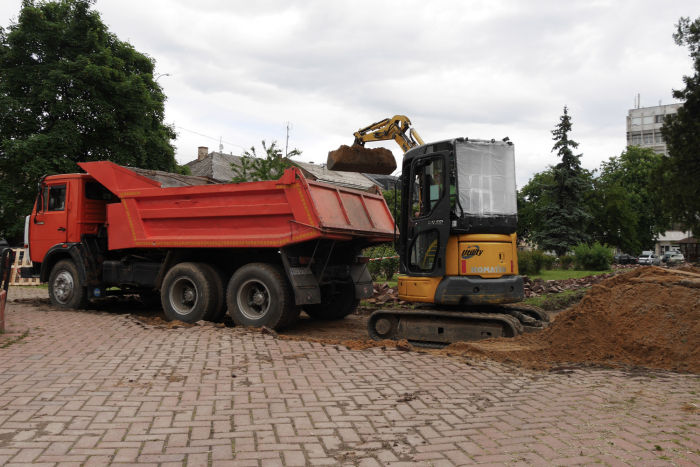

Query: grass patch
<box><xmin>529</xmin><ymin>270</ymin><xmax>613</xmax><ymax>281</ymax></box>
<box><xmin>0</xmin><ymin>330</ymin><xmax>29</xmax><ymax>349</ymax></box>
<box><xmin>524</xmin><ymin>288</ymin><xmax>587</xmax><ymax>310</ymax></box>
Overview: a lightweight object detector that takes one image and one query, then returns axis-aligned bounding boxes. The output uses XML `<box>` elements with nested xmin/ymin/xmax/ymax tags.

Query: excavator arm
<box><xmin>326</xmin><ymin>115</ymin><xmax>424</xmax><ymax>175</ymax></box>
<box><xmin>353</xmin><ymin>115</ymin><xmax>425</xmax><ymax>153</ymax></box>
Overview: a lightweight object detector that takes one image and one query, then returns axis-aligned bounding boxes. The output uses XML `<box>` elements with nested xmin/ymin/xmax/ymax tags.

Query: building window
<box><xmin>631</xmin><ymin>117</ymin><xmax>641</xmax><ymax>126</ymax></box>
<box><xmin>655</xmin><ymin>134</ymin><xmax>664</xmax><ymax>143</ymax></box>
<box><xmin>655</xmin><ymin>115</ymin><xmax>665</xmax><ymax>123</ymax></box>
<box><xmin>643</xmin><ymin>133</ymin><xmax>654</xmax><ymax>145</ymax></box>
<box><xmin>643</xmin><ymin>116</ymin><xmax>654</xmax><ymax>124</ymax></box>
<box><xmin>630</xmin><ymin>134</ymin><xmax>642</xmax><ymax>145</ymax></box>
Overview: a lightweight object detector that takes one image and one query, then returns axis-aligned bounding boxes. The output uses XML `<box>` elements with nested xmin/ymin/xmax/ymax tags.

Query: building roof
<box><xmin>186</xmin><ymin>152</ymin><xmax>241</xmax><ymax>182</ymax></box>
<box><xmin>185</xmin><ymin>152</ymin><xmax>381</xmax><ymax>192</ymax></box>
<box><xmin>125</xmin><ymin>166</ymin><xmax>221</xmax><ymax>187</ymax></box>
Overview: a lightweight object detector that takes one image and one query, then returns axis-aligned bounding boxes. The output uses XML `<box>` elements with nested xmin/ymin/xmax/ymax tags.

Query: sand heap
<box><xmin>455</xmin><ymin>267</ymin><xmax>700</xmax><ymax>372</ymax></box>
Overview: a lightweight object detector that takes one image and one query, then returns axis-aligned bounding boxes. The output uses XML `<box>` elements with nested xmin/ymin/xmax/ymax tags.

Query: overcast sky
<box><xmin>3</xmin><ymin>0</ymin><xmax>699</xmax><ymax>186</ymax></box>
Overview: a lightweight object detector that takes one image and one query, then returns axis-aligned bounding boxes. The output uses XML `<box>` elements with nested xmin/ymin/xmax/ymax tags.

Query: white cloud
<box><xmin>1</xmin><ymin>0</ymin><xmax>697</xmax><ymax>186</ymax></box>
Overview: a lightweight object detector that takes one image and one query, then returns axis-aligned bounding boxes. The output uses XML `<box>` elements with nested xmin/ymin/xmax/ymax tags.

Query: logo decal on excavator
<box><xmin>461</xmin><ymin>246</ymin><xmax>483</xmax><ymax>259</ymax></box>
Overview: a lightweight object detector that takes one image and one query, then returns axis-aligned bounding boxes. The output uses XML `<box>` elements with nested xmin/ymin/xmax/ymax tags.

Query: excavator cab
<box><xmin>398</xmin><ymin>138</ymin><xmax>522</xmax><ymax>305</ymax></box>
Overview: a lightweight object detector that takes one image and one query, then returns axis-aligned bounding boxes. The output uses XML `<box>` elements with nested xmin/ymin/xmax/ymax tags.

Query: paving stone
<box><xmin>0</xmin><ymin>303</ymin><xmax>698</xmax><ymax>466</ymax></box>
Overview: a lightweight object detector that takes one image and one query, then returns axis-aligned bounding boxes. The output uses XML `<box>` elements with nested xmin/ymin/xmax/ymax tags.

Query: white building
<box><xmin>626</xmin><ymin>101</ymin><xmax>681</xmax><ymax>155</ymax></box>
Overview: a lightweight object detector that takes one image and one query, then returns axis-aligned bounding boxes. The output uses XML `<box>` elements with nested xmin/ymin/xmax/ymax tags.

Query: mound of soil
<box><xmin>326</xmin><ymin>145</ymin><xmax>396</xmax><ymax>175</ymax></box>
<box><xmin>453</xmin><ymin>267</ymin><xmax>700</xmax><ymax>372</ymax></box>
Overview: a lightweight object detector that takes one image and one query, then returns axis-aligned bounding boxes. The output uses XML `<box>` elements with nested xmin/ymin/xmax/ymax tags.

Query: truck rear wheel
<box><xmin>304</xmin><ymin>281</ymin><xmax>359</xmax><ymax>320</ymax></box>
<box><xmin>226</xmin><ymin>263</ymin><xmax>300</xmax><ymax>330</ymax></box>
<box><xmin>161</xmin><ymin>263</ymin><xmax>218</xmax><ymax>323</ymax></box>
<box><xmin>48</xmin><ymin>259</ymin><xmax>88</xmax><ymax>309</ymax></box>
<box><xmin>201</xmin><ymin>263</ymin><xmax>228</xmax><ymax>322</ymax></box>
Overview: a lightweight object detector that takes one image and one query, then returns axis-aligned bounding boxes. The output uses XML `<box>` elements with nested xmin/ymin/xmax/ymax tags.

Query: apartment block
<box><xmin>626</xmin><ymin>102</ymin><xmax>681</xmax><ymax>155</ymax></box>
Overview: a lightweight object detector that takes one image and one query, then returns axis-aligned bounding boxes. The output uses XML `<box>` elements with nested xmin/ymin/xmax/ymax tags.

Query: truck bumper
<box><xmin>434</xmin><ymin>275</ymin><xmax>524</xmax><ymax>306</ymax></box>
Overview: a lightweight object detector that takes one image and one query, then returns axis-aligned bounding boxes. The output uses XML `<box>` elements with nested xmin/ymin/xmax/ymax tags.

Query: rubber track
<box><xmin>367</xmin><ymin>308</ymin><xmax>526</xmax><ymax>343</ymax></box>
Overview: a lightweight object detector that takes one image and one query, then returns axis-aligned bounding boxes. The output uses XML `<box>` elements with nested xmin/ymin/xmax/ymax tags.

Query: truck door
<box><xmin>403</xmin><ymin>152</ymin><xmax>451</xmax><ymax>277</ymax></box>
<box><xmin>30</xmin><ymin>183</ymin><xmax>68</xmax><ymax>263</ymax></box>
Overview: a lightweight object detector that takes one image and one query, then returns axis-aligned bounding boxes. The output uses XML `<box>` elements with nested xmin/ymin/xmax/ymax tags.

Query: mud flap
<box><xmin>279</xmin><ymin>247</ymin><xmax>321</xmax><ymax>306</ymax></box>
<box><xmin>351</xmin><ymin>263</ymin><xmax>373</xmax><ymax>299</ymax></box>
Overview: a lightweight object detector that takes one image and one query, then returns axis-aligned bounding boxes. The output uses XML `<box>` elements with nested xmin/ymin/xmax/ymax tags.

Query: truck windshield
<box><xmin>454</xmin><ymin>140</ymin><xmax>517</xmax><ymax>218</ymax></box>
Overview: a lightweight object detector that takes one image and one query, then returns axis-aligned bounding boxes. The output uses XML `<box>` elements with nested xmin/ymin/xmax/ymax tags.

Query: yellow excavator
<box><xmin>327</xmin><ymin>115</ymin><xmax>548</xmax><ymax>346</ymax></box>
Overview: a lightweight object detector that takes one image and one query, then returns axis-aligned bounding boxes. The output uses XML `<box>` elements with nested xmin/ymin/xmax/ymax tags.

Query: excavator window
<box><xmin>411</xmin><ymin>157</ymin><xmax>444</xmax><ymax>218</ymax></box>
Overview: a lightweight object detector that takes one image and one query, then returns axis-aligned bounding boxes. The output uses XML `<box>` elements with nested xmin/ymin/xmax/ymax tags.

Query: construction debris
<box><xmin>326</xmin><ymin>145</ymin><xmax>396</xmax><ymax>174</ymax></box>
<box><xmin>453</xmin><ymin>267</ymin><xmax>700</xmax><ymax>372</ymax></box>
<box><xmin>364</xmin><ymin>282</ymin><xmax>409</xmax><ymax>307</ymax></box>
<box><xmin>523</xmin><ymin>273</ymin><xmax>615</xmax><ymax>298</ymax></box>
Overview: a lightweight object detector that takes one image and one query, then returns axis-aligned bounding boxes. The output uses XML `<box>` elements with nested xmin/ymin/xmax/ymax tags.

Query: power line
<box><xmin>174</xmin><ymin>125</ymin><xmax>248</xmax><ymax>151</ymax></box>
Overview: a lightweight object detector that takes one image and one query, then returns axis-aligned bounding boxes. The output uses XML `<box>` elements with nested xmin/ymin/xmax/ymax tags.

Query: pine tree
<box><xmin>532</xmin><ymin>107</ymin><xmax>591</xmax><ymax>256</ymax></box>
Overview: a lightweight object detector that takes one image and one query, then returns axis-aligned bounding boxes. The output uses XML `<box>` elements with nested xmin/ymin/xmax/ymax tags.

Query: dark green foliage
<box><xmin>600</xmin><ymin>147</ymin><xmax>669</xmax><ymax>253</ymax></box>
<box><xmin>0</xmin><ymin>0</ymin><xmax>177</xmax><ymax>237</ymax></box>
<box><xmin>517</xmin><ymin>170</ymin><xmax>554</xmax><ymax>243</ymax></box>
<box><xmin>381</xmin><ymin>188</ymin><xmax>400</xmax><ymax>250</ymax></box>
<box><xmin>584</xmin><ymin>175</ymin><xmax>639</xmax><ymax>254</ymax></box>
<box><xmin>532</xmin><ymin>107</ymin><xmax>591</xmax><ymax>256</ymax></box>
<box><xmin>517</xmin><ymin>250</ymin><xmax>545</xmax><ymax>276</ymax></box>
<box><xmin>573</xmin><ymin>242</ymin><xmax>614</xmax><ymax>271</ymax></box>
<box><xmin>651</xmin><ymin>16</ymin><xmax>700</xmax><ymax>236</ymax></box>
<box><xmin>231</xmin><ymin>140</ymin><xmax>301</xmax><ymax>183</ymax></box>
<box><xmin>560</xmin><ymin>255</ymin><xmax>574</xmax><ymax>270</ymax></box>
<box><xmin>542</xmin><ymin>255</ymin><xmax>555</xmax><ymax>270</ymax></box>
<box><xmin>365</xmin><ymin>244</ymin><xmax>398</xmax><ymax>281</ymax></box>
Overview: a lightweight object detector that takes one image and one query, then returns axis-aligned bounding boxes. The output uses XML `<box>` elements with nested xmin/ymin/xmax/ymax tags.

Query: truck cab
<box><xmin>28</xmin><ymin>174</ymin><xmax>114</xmax><ymax>266</ymax></box>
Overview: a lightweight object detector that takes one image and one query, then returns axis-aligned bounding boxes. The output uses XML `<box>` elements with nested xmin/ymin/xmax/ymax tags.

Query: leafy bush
<box><xmin>543</xmin><ymin>255</ymin><xmax>555</xmax><ymax>270</ymax></box>
<box><xmin>573</xmin><ymin>242</ymin><xmax>614</xmax><ymax>271</ymax></box>
<box><xmin>560</xmin><ymin>255</ymin><xmax>574</xmax><ymax>270</ymax></box>
<box><xmin>365</xmin><ymin>245</ymin><xmax>399</xmax><ymax>280</ymax></box>
<box><xmin>517</xmin><ymin>250</ymin><xmax>545</xmax><ymax>276</ymax></box>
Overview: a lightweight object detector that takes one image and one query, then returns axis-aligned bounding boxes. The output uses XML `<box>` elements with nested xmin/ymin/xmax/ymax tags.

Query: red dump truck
<box><xmin>21</xmin><ymin>161</ymin><xmax>394</xmax><ymax>329</ymax></box>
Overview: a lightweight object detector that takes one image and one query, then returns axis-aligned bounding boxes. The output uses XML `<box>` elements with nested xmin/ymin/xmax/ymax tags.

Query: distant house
<box><xmin>186</xmin><ymin>147</ymin><xmax>382</xmax><ymax>193</ymax></box>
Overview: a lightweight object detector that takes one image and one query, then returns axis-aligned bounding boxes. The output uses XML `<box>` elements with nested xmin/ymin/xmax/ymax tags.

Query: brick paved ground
<box><xmin>0</xmin><ymin>300</ymin><xmax>699</xmax><ymax>466</ymax></box>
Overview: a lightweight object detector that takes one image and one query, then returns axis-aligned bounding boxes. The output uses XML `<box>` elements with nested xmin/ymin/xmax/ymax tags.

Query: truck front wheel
<box><xmin>161</xmin><ymin>263</ymin><xmax>218</xmax><ymax>323</ymax></box>
<box><xmin>227</xmin><ymin>263</ymin><xmax>300</xmax><ymax>330</ymax></box>
<box><xmin>304</xmin><ymin>281</ymin><xmax>359</xmax><ymax>320</ymax></box>
<box><xmin>48</xmin><ymin>259</ymin><xmax>88</xmax><ymax>309</ymax></box>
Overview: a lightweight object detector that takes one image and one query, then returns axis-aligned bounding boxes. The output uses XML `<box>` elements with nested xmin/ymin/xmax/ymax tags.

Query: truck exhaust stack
<box><xmin>326</xmin><ymin>145</ymin><xmax>397</xmax><ymax>175</ymax></box>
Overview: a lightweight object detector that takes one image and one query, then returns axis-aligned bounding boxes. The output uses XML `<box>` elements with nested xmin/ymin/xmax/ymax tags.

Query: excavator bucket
<box><xmin>326</xmin><ymin>145</ymin><xmax>397</xmax><ymax>175</ymax></box>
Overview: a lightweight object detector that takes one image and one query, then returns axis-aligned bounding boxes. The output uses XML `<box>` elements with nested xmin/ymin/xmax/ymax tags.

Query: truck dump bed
<box><xmin>78</xmin><ymin>161</ymin><xmax>394</xmax><ymax>251</ymax></box>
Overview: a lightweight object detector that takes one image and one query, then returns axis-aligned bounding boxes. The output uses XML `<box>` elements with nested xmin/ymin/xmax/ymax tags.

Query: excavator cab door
<box><xmin>402</xmin><ymin>151</ymin><xmax>451</xmax><ymax>277</ymax></box>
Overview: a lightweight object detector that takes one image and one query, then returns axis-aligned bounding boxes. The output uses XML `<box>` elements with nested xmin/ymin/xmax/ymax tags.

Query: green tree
<box><xmin>584</xmin><ymin>176</ymin><xmax>639</xmax><ymax>254</ymax></box>
<box><xmin>600</xmin><ymin>146</ymin><xmax>669</xmax><ymax>251</ymax></box>
<box><xmin>231</xmin><ymin>140</ymin><xmax>301</xmax><ymax>183</ymax></box>
<box><xmin>516</xmin><ymin>170</ymin><xmax>554</xmax><ymax>243</ymax></box>
<box><xmin>0</xmin><ymin>0</ymin><xmax>177</xmax><ymax>237</ymax></box>
<box><xmin>652</xmin><ymin>16</ymin><xmax>700</xmax><ymax>236</ymax></box>
<box><xmin>532</xmin><ymin>107</ymin><xmax>591</xmax><ymax>256</ymax></box>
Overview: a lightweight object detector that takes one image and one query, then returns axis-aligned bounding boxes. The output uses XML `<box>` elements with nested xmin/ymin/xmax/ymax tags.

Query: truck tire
<box><xmin>161</xmin><ymin>262</ymin><xmax>218</xmax><ymax>323</ymax></box>
<box><xmin>226</xmin><ymin>263</ymin><xmax>300</xmax><ymax>330</ymax></box>
<box><xmin>200</xmin><ymin>263</ymin><xmax>228</xmax><ymax>322</ymax></box>
<box><xmin>48</xmin><ymin>259</ymin><xmax>88</xmax><ymax>309</ymax></box>
<box><xmin>304</xmin><ymin>281</ymin><xmax>359</xmax><ymax>320</ymax></box>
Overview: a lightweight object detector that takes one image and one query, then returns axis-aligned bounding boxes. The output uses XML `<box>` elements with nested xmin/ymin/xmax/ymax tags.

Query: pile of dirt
<box><xmin>132</xmin><ymin>316</ymin><xmax>196</xmax><ymax>328</ymax></box>
<box><xmin>451</xmin><ymin>267</ymin><xmax>700</xmax><ymax>372</ymax></box>
<box><xmin>326</xmin><ymin>144</ymin><xmax>396</xmax><ymax>175</ymax></box>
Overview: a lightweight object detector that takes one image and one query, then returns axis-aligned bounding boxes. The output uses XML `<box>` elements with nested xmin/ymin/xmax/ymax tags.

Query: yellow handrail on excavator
<box><xmin>353</xmin><ymin>115</ymin><xmax>425</xmax><ymax>153</ymax></box>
